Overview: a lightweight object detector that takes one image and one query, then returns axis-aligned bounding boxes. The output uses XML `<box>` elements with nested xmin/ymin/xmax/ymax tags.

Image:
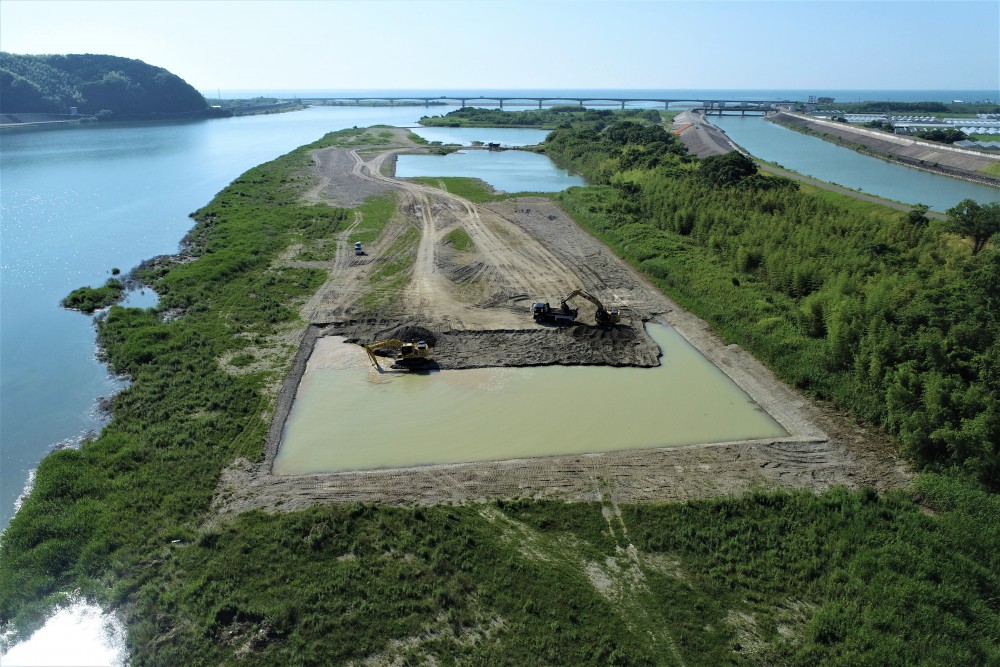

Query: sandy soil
<box><xmin>209</xmin><ymin>129</ymin><xmax>911</xmax><ymax>520</ymax></box>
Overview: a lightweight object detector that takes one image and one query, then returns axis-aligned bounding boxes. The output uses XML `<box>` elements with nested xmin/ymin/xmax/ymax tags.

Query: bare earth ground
<box><xmin>211</xmin><ymin>128</ymin><xmax>910</xmax><ymax>520</ymax></box>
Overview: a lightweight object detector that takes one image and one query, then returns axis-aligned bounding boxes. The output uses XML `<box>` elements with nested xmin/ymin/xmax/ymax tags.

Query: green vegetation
<box><xmin>914</xmin><ymin>128</ymin><xmax>967</xmax><ymax>144</ymax></box>
<box><xmin>969</xmin><ymin>133</ymin><xmax>1000</xmax><ymax>142</ymax></box>
<box><xmin>360</xmin><ymin>225</ymin><xmax>419</xmax><ymax>313</ymax></box>
<box><xmin>419</xmin><ymin>106</ymin><xmax>662</xmax><ymax>129</ymax></box>
<box><xmin>3</xmin><ymin>120</ymin><xmax>999</xmax><ymax>664</ymax></box>
<box><xmin>215</xmin><ymin>97</ymin><xmax>305</xmax><ymax>116</ymax></box>
<box><xmin>0</xmin><ymin>52</ymin><xmax>214</xmax><ymax>118</ymax></box>
<box><xmin>61</xmin><ymin>279</ymin><xmax>126</xmax><ymax>313</ymax></box>
<box><xmin>59</xmin><ymin>474</ymin><xmax>1000</xmax><ymax>664</ymax></box>
<box><xmin>816</xmin><ymin>101</ymin><xmax>999</xmax><ymax>115</ymax></box>
<box><xmin>409</xmin><ymin>176</ymin><xmax>500</xmax><ymax>202</ymax></box>
<box><xmin>444</xmin><ymin>227</ymin><xmax>475</xmax><ymax>252</ymax></box>
<box><xmin>544</xmin><ymin>118</ymin><xmax>999</xmax><ymax>486</ymax></box>
<box><xmin>945</xmin><ymin>199</ymin><xmax>1000</xmax><ymax>256</ymax></box>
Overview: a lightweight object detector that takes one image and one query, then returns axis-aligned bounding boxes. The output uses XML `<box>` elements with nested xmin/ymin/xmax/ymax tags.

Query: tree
<box><xmin>945</xmin><ymin>199</ymin><xmax>1000</xmax><ymax>255</ymax></box>
<box><xmin>906</xmin><ymin>204</ymin><xmax>930</xmax><ymax>227</ymax></box>
<box><xmin>699</xmin><ymin>151</ymin><xmax>757</xmax><ymax>187</ymax></box>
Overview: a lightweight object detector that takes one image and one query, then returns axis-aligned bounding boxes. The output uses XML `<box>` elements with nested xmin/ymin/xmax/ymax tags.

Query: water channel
<box><xmin>396</xmin><ymin>148</ymin><xmax>585</xmax><ymax>193</ymax></box>
<box><xmin>275</xmin><ymin>324</ymin><xmax>787</xmax><ymax>474</ymax></box>
<box><xmin>712</xmin><ymin>115</ymin><xmax>1000</xmax><ymax>211</ymax></box>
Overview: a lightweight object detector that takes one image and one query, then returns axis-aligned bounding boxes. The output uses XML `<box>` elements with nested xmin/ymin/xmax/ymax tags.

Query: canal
<box><xmin>712</xmin><ymin>115</ymin><xmax>1000</xmax><ymax>212</ymax></box>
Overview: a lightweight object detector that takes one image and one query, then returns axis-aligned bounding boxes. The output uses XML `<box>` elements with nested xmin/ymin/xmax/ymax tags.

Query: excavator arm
<box><xmin>562</xmin><ymin>289</ymin><xmax>621</xmax><ymax>327</ymax></box>
<box><xmin>364</xmin><ymin>339</ymin><xmax>404</xmax><ymax>369</ymax></box>
<box><xmin>364</xmin><ymin>339</ymin><xmax>432</xmax><ymax>370</ymax></box>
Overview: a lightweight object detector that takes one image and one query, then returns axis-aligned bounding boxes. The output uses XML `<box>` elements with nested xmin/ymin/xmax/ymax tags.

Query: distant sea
<box><xmin>204</xmin><ymin>89</ymin><xmax>999</xmax><ymax>105</ymax></box>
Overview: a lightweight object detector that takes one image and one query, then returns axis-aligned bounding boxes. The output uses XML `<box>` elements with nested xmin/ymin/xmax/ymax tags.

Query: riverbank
<box><xmin>670</xmin><ymin>110</ymin><xmax>948</xmax><ymax>218</ymax></box>
<box><xmin>0</xmin><ymin>108</ymin><xmax>232</xmax><ymax>129</ymax></box>
<box><xmin>770</xmin><ymin>110</ymin><xmax>1000</xmax><ymax>187</ymax></box>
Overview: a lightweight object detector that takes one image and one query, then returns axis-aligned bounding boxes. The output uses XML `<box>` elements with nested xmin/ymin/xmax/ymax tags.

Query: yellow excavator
<box><xmin>364</xmin><ymin>339</ymin><xmax>432</xmax><ymax>371</ymax></box>
<box><xmin>563</xmin><ymin>289</ymin><xmax>621</xmax><ymax>328</ymax></box>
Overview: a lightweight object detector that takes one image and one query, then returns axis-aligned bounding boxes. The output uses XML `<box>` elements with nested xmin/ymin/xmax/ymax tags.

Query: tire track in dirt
<box><xmin>211</xmin><ymin>135</ymin><xmax>912</xmax><ymax>528</ymax></box>
<box><xmin>346</xmin><ymin>146</ymin><xmax>584</xmax><ymax>329</ymax></box>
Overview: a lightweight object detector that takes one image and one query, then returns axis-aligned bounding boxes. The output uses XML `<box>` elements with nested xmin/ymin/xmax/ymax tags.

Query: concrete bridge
<box><xmin>302</xmin><ymin>96</ymin><xmax>797</xmax><ymax>112</ymax></box>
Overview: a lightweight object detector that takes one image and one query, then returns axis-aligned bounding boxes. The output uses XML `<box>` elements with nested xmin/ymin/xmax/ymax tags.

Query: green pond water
<box><xmin>274</xmin><ymin>324</ymin><xmax>787</xmax><ymax>474</ymax></box>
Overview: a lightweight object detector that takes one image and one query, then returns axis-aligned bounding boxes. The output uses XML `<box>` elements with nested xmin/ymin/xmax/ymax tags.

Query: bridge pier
<box><xmin>621</xmin><ymin>101</ymin><xmax>626</xmax><ymax>110</ymax></box>
<box><xmin>499</xmin><ymin>100</ymin><xmax>503</xmax><ymax>109</ymax></box>
<box><xmin>460</xmin><ymin>99</ymin><xmax>466</xmax><ymax>108</ymax></box>
<box><xmin>539</xmin><ymin>100</ymin><xmax>543</xmax><ymax>109</ymax></box>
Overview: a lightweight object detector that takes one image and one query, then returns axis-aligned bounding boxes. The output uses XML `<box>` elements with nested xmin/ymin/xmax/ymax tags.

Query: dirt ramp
<box><xmin>331</xmin><ymin>319</ymin><xmax>662</xmax><ymax>370</ymax></box>
<box><xmin>432</xmin><ymin>325</ymin><xmax>661</xmax><ymax>369</ymax></box>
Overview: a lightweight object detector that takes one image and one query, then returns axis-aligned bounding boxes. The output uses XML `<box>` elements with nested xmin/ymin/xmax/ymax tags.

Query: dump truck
<box><xmin>532</xmin><ymin>301</ymin><xmax>579</xmax><ymax>324</ymax></box>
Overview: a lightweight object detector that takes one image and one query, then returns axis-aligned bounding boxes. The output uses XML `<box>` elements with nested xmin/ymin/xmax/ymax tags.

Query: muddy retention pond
<box><xmin>273</xmin><ymin>324</ymin><xmax>787</xmax><ymax>475</ymax></box>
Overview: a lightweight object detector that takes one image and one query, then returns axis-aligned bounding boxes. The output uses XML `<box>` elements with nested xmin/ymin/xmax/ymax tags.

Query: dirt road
<box><xmin>210</xmin><ymin>129</ymin><xmax>910</xmax><ymax>519</ymax></box>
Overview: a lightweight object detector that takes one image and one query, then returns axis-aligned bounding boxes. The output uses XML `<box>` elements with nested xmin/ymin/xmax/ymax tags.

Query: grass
<box><xmin>981</xmin><ymin>161</ymin><xmax>1000</xmax><ymax>177</ymax></box>
<box><xmin>121</xmin><ymin>474</ymin><xmax>999</xmax><ymax>665</ymax></box>
<box><xmin>444</xmin><ymin>227</ymin><xmax>475</xmax><ymax>252</ymax></box>
<box><xmin>359</xmin><ymin>226</ymin><xmax>419</xmax><ymax>313</ymax></box>
<box><xmin>408</xmin><ymin>176</ymin><xmax>500</xmax><ymax>202</ymax></box>
<box><xmin>61</xmin><ymin>279</ymin><xmax>126</xmax><ymax>313</ymax></box>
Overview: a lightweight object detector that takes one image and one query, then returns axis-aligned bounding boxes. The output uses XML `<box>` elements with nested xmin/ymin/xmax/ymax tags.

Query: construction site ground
<box><xmin>211</xmin><ymin>128</ymin><xmax>910</xmax><ymax>519</ymax></box>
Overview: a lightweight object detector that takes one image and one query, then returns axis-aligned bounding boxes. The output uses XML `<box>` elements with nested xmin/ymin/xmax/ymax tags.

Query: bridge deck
<box><xmin>301</xmin><ymin>96</ymin><xmax>797</xmax><ymax>110</ymax></box>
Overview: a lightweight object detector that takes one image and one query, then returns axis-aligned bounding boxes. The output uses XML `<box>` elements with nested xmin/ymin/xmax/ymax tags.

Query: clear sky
<box><xmin>1</xmin><ymin>0</ymin><xmax>997</xmax><ymax>92</ymax></box>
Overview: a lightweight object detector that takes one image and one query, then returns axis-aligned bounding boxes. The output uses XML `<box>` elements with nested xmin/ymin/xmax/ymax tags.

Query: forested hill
<box><xmin>0</xmin><ymin>52</ymin><xmax>212</xmax><ymax>118</ymax></box>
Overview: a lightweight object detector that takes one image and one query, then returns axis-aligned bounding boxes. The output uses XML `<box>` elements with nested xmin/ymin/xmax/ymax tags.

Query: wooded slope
<box><xmin>0</xmin><ymin>52</ymin><xmax>208</xmax><ymax>117</ymax></box>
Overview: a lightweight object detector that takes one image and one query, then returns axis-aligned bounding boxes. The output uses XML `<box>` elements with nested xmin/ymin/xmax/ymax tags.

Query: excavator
<box><xmin>563</xmin><ymin>289</ymin><xmax>621</xmax><ymax>328</ymax></box>
<box><xmin>364</xmin><ymin>339</ymin><xmax>432</xmax><ymax>371</ymax></box>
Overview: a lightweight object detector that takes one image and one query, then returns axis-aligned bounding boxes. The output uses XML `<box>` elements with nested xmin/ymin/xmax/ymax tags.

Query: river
<box><xmin>712</xmin><ymin>115</ymin><xmax>1000</xmax><ymax>211</ymax></box>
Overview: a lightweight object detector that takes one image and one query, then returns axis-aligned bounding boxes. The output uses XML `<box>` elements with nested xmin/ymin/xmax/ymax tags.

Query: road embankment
<box><xmin>770</xmin><ymin>111</ymin><xmax>1000</xmax><ymax>187</ymax></box>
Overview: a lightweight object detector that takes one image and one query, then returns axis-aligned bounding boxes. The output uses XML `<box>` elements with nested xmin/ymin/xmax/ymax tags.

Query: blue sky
<box><xmin>1</xmin><ymin>1</ymin><xmax>996</xmax><ymax>91</ymax></box>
